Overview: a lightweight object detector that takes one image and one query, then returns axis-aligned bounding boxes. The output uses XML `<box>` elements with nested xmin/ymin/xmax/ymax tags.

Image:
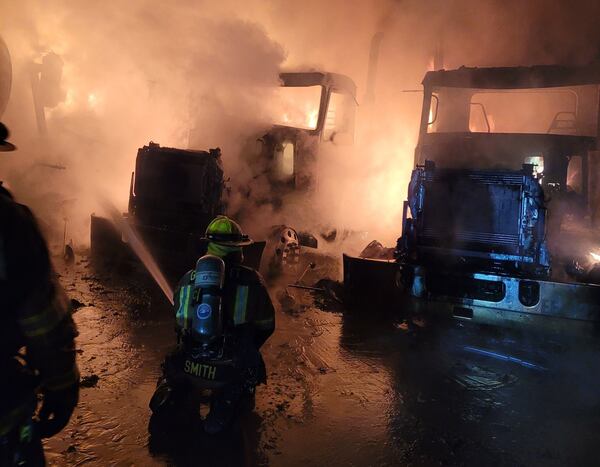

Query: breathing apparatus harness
<box><xmin>177</xmin><ymin>254</ymin><xmax>230</xmax><ymax>359</ymax></box>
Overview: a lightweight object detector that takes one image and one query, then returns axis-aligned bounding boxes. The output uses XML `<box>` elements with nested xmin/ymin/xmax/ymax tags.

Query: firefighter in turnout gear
<box><xmin>150</xmin><ymin>216</ymin><xmax>275</xmax><ymax>434</ymax></box>
<box><xmin>0</xmin><ymin>123</ymin><xmax>80</xmax><ymax>465</ymax></box>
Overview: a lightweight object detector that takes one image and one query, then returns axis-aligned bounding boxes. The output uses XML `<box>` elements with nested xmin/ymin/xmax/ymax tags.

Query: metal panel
<box><xmin>413</xmin><ymin>267</ymin><xmax>600</xmax><ymax>323</ymax></box>
<box><xmin>407</xmin><ymin>162</ymin><xmax>549</xmax><ymax>273</ymax></box>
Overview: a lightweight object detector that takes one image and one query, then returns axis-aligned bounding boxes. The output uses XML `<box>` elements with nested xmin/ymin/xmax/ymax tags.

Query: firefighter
<box><xmin>0</xmin><ymin>122</ymin><xmax>80</xmax><ymax>465</ymax></box>
<box><xmin>151</xmin><ymin>215</ymin><xmax>275</xmax><ymax>435</ymax></box>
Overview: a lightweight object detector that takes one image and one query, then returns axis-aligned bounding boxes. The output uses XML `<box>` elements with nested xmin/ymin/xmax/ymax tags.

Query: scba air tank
<box><xmin>191</xmin><ymin>255</ymin><xmax>225</xmax><ymax>345</ymax></box>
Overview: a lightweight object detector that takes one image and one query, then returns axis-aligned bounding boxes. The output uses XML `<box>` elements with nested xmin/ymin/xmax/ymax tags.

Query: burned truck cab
<box><xmin>91</xmin><ymin>72</ymin><xmax>357</xmax><ymax>282</ymax></box>
<box><xmin>248</xmin><ymin>72</ymin><xmax>357</xmax><ymax>272</ymax></box>
<box><xmin>400</xmin><ymin>65</ymin><xmax>600</xmax><ymax>332</ymax></box>
<box><xmin>260</xmin><ymin>72</ymin><xmax>357</xmax><ymax>194</ymax></box>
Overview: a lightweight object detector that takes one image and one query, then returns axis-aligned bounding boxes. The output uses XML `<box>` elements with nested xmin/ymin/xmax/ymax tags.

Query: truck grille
<box><xmin>422</xmin><ymin>229</ymin><xmax>520</xmax><ymax>249</ymax></box>
<box><xmin>419</xmin><ymin>170</ymin><xmax>523</xmax><ymax>255</ymax></box>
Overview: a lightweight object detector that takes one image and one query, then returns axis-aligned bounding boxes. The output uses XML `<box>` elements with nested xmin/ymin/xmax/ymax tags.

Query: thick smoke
<box><xmin>2</xmin><ymin>0</ymin><xmax>600</xmax><ymax>251</ymax></box>
<box><xmin>0</xmin><ymin>0</ymin><xmax>285</xmax><ymax>245</ymax></box>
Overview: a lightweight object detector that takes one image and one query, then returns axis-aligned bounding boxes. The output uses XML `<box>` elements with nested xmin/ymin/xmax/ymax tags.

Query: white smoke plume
<box><xmin>1</xmin><ymin>0</ymin><xmax>600</xmax><ymax>252</ymax></box>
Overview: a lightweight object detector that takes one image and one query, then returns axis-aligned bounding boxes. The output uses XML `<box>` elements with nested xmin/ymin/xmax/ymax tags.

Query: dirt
<box><xmin>42</xmin><ymin>251</ymin><xmax>600</xmax><ymax>466</ymax></box>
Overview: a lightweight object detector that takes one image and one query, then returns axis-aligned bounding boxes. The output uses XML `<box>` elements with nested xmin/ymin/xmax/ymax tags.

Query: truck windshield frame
<box><xmin>271</xmin><ymin>85</ymin><xmax>324</xmax><ymax>131</ymax></box>
<box><xmin>426</xmin><ymin>84</ymin><xmax>598</xmax><ymax>137</ymax></box>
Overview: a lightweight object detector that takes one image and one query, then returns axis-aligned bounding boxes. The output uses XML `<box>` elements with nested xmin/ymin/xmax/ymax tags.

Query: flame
<box><xmin>272</xmin><ymin>85</ymin><xmax>321</xmax><ymax>130</ymax></box>
<box><xmin>277</xmin><ymin>102</ymin><xmax>319</xmax><ymax>129</ymax></box>
<box><xmin>590</xmin><ymin>252</ymin><xmax>600</xmax><ymax>262</ymax></box>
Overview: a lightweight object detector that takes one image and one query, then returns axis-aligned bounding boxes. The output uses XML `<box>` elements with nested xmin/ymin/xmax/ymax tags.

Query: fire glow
<box><xmin>272</xmin><ymin>85</ymin><xmax>322</xmax><ymax>130</ymax></box>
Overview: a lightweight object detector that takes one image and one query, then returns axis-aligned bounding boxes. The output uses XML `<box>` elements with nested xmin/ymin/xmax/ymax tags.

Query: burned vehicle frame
<box><xmin>91</xmin><ymin>71</ymin><xmax>357</xmax><ymax>282</ymax></box>
<box><xmin>346</xmin><ymin>64</ymin><xmax>600</xmax><ymax>333</ymax></box>
<box><xmin>239</xmin><ymin>71</ymin><xmax>358</xmax><ymax>273</ymax></box>
<box><xmin>90</xmin><ymin>144</ymin><xmax>266</xmax><ymax>281</ymax></box>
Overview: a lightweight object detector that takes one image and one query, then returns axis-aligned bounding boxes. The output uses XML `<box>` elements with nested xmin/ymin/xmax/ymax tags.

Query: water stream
<box><xmin>99</xmin><ymin>196</ymin><xmax>174</xmax><ymax>304</ymax></box>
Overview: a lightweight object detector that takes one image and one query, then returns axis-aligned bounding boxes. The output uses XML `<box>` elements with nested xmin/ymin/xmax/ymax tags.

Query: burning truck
<box><xmin>91</xmin><ymin>71</ymin><xmax>357</xmax><ymax>280</ymax></box>
<box><xmin>346</xmin><ymin>63</ymin><xmax>600</xmax><ymax>334</ymax></box>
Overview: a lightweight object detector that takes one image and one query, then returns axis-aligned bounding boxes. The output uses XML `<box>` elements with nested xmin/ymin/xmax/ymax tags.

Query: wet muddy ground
<box><xmin>44</xmin><ymin>252</ymin><xmax>600</xmax><ymax>466</ymax></box>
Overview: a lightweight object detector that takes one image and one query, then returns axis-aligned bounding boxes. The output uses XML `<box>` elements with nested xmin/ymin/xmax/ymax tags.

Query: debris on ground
<box><xmin>277</xmin><ymin>288</ymin><xmax>297</xmax><ymax>312</ymax></box>
<box><xmin>80</xmin><ymin>374</ymin><xmax>100</xmax><ymax>388</ymax></box>
<box><xmin>285</xmin><ymin>276</ymin><xmax>345</xmax><ymax>312</ymax></box>
<box><xmin>288</xmin><ymin>284</ymin><xmax>325</xmax><ymax>293</ymax></box>
<box><xmin>294</xmin><ymin>262</ymin><xmax>316</xmax><ymax>285</ymax></box>
<box><xmin>449</xmin><ymin>363</ymin><xmax>517</xmax><ymax>391</ymax></box>
<box><xmin>122</xmin><ymin>287</ymin><xmax>152</xmax><ymax>314</ymax></box>
<box><xmin>70</xmin><ymin>298</ymin><xmax>87</xmax><ymax>310</ymax></box>
<box><xmin>359</xmin><ymin>240</ymin><xmax>395</xmax><ymax>259</ymax></box>
<box><xmin>313</xmin><ymin>279</ymin><xmax>344</xmax><ymax>310</ymax></box>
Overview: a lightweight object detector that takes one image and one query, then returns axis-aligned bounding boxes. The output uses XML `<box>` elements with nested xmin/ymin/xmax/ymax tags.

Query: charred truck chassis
<box><xmin>346</xmin><ymin>64</ymin><xmax>600</xmax><ymax>333</ymax></box>
<box><xmin>252</xmin><ymin>72</ymin><xmax>357</xmax><ymax>274</ymax></box>
<box><xmin>399</xmin><ymin>161</ymin><xmax>600</xmax><ymax>333</ymax></box>
<box><xmin>91</xmin><ymin>71</ymin><xmax>357</xmax><ymax>281</ymax></box>
<box><xmin>91</xmin><ymin>143</ymin><xmax>265</xmax><ymax>281</ymax></box>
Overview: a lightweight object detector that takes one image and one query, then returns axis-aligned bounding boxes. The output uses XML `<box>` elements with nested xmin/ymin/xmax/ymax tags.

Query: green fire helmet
<box><xmin>203</xmin><ymin>215</ymin><xmax>253</xmax><ymax>247</ymax></box>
